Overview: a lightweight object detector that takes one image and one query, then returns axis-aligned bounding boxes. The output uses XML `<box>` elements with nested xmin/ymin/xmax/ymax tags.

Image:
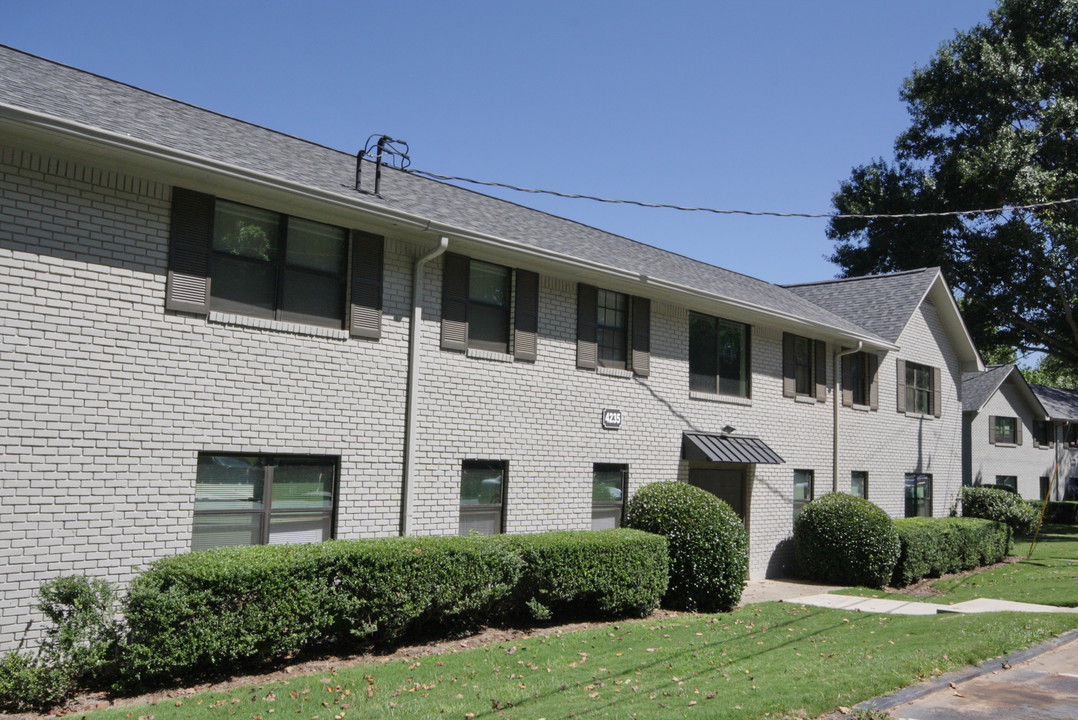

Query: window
<box><xmin>850</xmin><ymin>471</ymin><xmax>868</xmax><ymax>499</ymax></box>
<box><xmin>793</xmin><ymin>469</ymin><xmax>814</xmax><ymax>520</ymax></box>
<box><xmin>441</xmin><ymin>254</ymin><xmax>539</xmax><ymax>360</ymax></box>
<box><xmin>166</xmin><ymin>188</ymin><xmax>384</xmax><ymax>338</ymax></box>
<box><xmin>1034</xmin><ymin>421</ymin><xmax>1051</xmax><ymax>448</ymax></box>
<box><xmin>991</xmin><ymin>416</ymin><xmax>1019</xmax><ymax>445</ymax></box>
<box><xmin>904</xmin><ymin>473</ymin><xmax>932</xmax><ymax>517</ymax></box>
<box><xmin>1067</xmin><ymin>424</ymin><xmax>1078</xmax><ymax>450</ymax></box>
<box><xmin>994</xmin><ymin>475</ymin><xmax>1018</xmax><ymax>492</ymax></box>
<box><xmin>782</xmin><ymin>333</ymin><xmax>825</xmax><ymax>401</ymax></box>
<box><xmin>689</xmin><ymin>313</ymin><xmax>751</xmax><ymax>397</ymax></box>
<box><xmin>592</xmin><ymin>464</ymin><xmax>627</xmax><ymax>530</ymax></box>
<box><xmin>897</xmin><ymin>360</ymin><xmax>941</xmax><ymax>417</ymax></box>
<box><xmin>192</xmin><ymin>454</ymin><xmax>337</xmax><ymax>551</ymax></box>
<box><xmin>576</xmin><ymin>284</ymin><xmax>650</xmax><ymax>376</ymax></box>
<box><xmin>1041</xmin><ymin>476</ymin><xmax>1051</xmax><ymax>500</ymax></box>
<box><xmin>460</xmin><ymin>461</ymin><xmax>505</xmax><ymax>535</ymax></box>
<box><xmin>842</xmin><ymin>352</ymin><xmax>878</xmax><ymax>409</ymax></box>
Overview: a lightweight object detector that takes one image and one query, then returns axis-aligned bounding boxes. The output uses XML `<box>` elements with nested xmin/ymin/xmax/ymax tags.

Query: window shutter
<box><xmin>631</xmin><ymin>296</ymin><xmax>651</xmax><ymax>377</ymax></box>
<box><xmin>932</xmin><ymin>366</ymin><xmax>943</xmax><ymax>417</ymax></box>
<box><xmin>440</xmin><ymin>253</ymin><xmax>469</xmax><ymax>351</ymax></box>
<box><xmin>868</xmin><ymin>354</ymin><xmax>879</xmax><ymax>411</ymax></box>
<box><xmin>814</xmin><ymin>340</ymin><xmax>827</xmax><ymax>402</ymax></box>
<box><xmin>576</xmin><ymin>283</ymin><xmax>598</xmax><ymax>369</ymax></box>
<box><xmin>988</xmin><ymin>415</ymin><xmax>997</xmax><ymax>444</ymax></box>
<box><xmin>896</xmin><ymin>359</ymin><xmax>907</xmax><ymax>413</ymax></box>
<box><xmin>349</xmin><ymin>230</ymin><xmax>384</xmax><ymax>339</ymax></box>
<box><xmin>1016</xmin><ymin>419</ymin><xmax>1023</xmax><ymax>446</ymax></box>
<box><xmin>165</xmin><ymin>187</ymin><xmax>213</xmax><ymax>314</ymax></box>
<box><xmin>841</xmin><ymin>353</ymin><xmax>854</xmax><ymax>407</ymax></box>
<box><xmin>513</xmin><ymin>269</ymin><xmax>539</xmax><ymax>362</ymax></box>
<box><xmin>782</xmin><ymin>333</ymin><xmax>796</xmax><ymax>398</ymax></box>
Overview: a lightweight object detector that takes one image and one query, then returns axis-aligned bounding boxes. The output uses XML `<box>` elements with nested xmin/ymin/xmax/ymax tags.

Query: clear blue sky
<box><xmin>5</xmin><ymin>0</ymin><xmax>999</xmax><ymax>285</ymax></box>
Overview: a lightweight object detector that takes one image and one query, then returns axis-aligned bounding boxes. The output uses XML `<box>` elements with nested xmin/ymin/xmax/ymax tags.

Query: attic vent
<box><xmin>355</xmin><ymin>134</ymin><xmax>410</xmax><ymax>196</ymax></box>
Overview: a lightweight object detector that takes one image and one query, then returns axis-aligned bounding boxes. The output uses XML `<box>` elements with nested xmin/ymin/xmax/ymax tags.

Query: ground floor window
<box><xmin>460</xmin><ymin>460</ymin><xmax>505</xmax><ymax>535</ymax></box>
<box><xmin>1066</xmin><ymin>477</ymin><xmax>1078</xmax><ymax>502</ymax></box>
<box><xmin>904</xmin><ymin>473</ymin><xmax>932</xmax><ymax>517</ymax></box>
<box><xmin>1041</xmin><ymin>476</ymin><xmax>1051</xmax><ymax>500</ymax></box>
<box><xmin>192</xmin><ymin>453</ymin><xmax>337</xmax><ymax>551</ymax></box>
<box><xmin>591</xmin><ymin>464</ymin><xmax>627</xmax><ymax>530</ymax></box>
<box><xmin>850</xmin><ymin>471</ymin><xmax>868</xmax><ymax>499</ymax></box>
<box><xmin>994</xmin><ymin>475</ymin><xmax>1018</xmax><ymax>492</ymax></box>
<box><xmin>793</xmin><ymin>469</ymin><xmax>814</xmax><ymax>520</ymax></box>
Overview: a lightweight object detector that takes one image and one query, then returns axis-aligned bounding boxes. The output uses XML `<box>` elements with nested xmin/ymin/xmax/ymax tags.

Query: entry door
<box><xmin>688</xmin><ymin>468</ymin><xmax>746</xmax><ymax>521</ymax></box>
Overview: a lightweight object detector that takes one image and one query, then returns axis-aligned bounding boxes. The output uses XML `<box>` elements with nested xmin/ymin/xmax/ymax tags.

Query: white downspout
<box><xmin>833</xmin><ymin>342</ymin><xmax>863</xmax><ymax>493</ymax></box>
<box><xmin>401</xmin><ymin>236</ymin><xmax>449</xmax><ymax>536</ymax></box>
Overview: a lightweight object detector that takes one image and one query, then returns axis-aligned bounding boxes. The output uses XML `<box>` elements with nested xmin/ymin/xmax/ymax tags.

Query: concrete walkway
<box><xmin>787</xmin><ymin>592</ymin><xmax>1078</xmax><ymax>615</ymax></box>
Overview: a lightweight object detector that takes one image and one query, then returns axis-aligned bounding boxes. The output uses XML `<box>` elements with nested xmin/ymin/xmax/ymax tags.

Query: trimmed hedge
<box><xmin>624</xmin><ymin>481</ymin><xmax>748</xmax><ymax>612</ymax></box>
<box><xmin>961</xmin><ymin>486</ymin><xmax>1038</xmax><ymax>535</ymax></box>
<box><xmin>120</xmin><ymin>530</ymin><xmax>667</xmax><ymax>687</ymax></box>
<box><xmin>1029</xmin><ymin>500</ymin><xmax>1078</xmax><ymax>525</ymax></box>
<box><xmin>794</xmin><ymin>493</ymin><xmax>900</xmax><ymax>588</ymax></box>
<box><xmin>892</xmin><ymin>517</ymin><xmax>1010</xmax><ymax>587</ymax></box>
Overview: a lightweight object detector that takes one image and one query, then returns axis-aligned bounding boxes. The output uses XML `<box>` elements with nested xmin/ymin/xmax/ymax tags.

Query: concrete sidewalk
<box><xmin>788</xmin><ymin>592</ymin><xmax>1078</xmax><ymax>615</ymax></box>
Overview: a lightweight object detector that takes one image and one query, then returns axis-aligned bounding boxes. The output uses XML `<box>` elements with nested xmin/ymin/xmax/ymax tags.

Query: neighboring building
<box><xmin>0</xmin><ymin>46</ymin><xmax>982</xmax><ymax>652</ymax></box>
<box><xmin>962</xmin><ymin>364</ymin><xmax>1052</xmax><ymax>498</ymax></box>
<box><xmin>1030</xmin><ymin>384</ymin><xmax>1078</xmax><ymax>501</ymax></box>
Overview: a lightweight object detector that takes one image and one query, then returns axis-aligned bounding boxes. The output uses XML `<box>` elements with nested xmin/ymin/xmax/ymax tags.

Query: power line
<box><xmin>406</xmin><ymin>168</ymin><xmax>1078</xmax><ymax>220</ymax></box>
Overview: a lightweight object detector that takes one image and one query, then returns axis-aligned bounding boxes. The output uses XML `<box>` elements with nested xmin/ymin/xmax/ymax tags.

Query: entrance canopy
<box><xmin>682</xmin><ymin>431</ymin><xmax>784</xmax><ymax>465</ymax></box>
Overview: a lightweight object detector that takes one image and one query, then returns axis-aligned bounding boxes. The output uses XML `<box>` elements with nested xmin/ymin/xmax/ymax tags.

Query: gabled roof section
<box><xmin>785</xmin><ymin>269</ymin><xmax>983</xmax><ymax>372</ymax></box>
<box><xmin>962</xmin><ymin>364</ymin><xmax>1047</xmax><ymax>418</ymax></box>
<box><xmin>0</xmin><ymin>45</ymin><xmax>894</xmax><ymax>349</ymax></box>
<box><xmin>1031</xmin><ymin>384</ymin><xmax>1078</xmax><ymax>422</ymax></box>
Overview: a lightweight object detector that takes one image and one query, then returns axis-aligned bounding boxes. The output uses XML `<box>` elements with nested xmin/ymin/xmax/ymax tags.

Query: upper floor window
<box><xmin>441</xmin><ymin>254</ymin><xmax>539</xmax><ymax>360</ymax></box>
<box><xmin>1033</xmin><ymin>420</ymin><xmax>1051</xmax><ymax>448</ymax></box>
<box><xmin>782</xmin><ymin>333</ymin><xmax>825</xmax><ymax>401</ymax></box>
<box><xmin>192</xmin><ymin>453</ymin><xmax>337</xmax><ymax>552</ymax></box>
<box><xmin>990</xmin><ymin>416</ymin><xmax>1020</xmax><ymax>445</ymax></box>
<box><xmin>689</xmin><ymin>313</ymin><xmax>750</xmax><ymax>397</ymax></box>
<box><xmin>577</xmin><ymin>284</ymin><xmax>650</xmax><ymax>376</ymax></box>
<box><xmin>897</xmin><ymin>360</ymin><xmax>941</xmax><ymax>417</ymax></box>
<box><xmin>842</xmin><ymin>352</ymin><xmax>878</xmax><ymax>409</ymax></box>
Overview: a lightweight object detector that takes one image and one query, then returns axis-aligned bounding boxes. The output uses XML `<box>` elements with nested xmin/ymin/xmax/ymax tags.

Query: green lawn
<box><xmin>85</xmin><ymin>604</ymin><xmax>1078</xmax><ymax>720</ymax></box>
<box><xmin>835</xmin><ymin>523</ymin><xmax>1078</xmax><ymax>607</ymax></box>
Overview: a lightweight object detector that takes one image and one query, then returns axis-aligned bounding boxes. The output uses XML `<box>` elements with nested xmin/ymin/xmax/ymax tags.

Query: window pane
<box><xmin>287</xmin><ymin>217</ymin><xmax>347</xmax><ymax>274</ymax></box>
<box><xmin>461</xmin><ymin>462</ymin><xmax>503</xmax><ymax>505</ymax></box>
<box><xmin>459</xmin><ymin>507</ymin><xmax>501</xmax><ymax>536</ymax></box>
<box><xmin>794</xmin><ymin>336</ymin><xmax>813</xmax><ymax>395</ymax></box>
<box><xmin>793</xmin><ymin>470</ymin><xmax>813</xmax><ymax>501</ymax></box>
<box><xmin>271</xmin><ymin>461</ymin><xmax>335</xmax><ymax>510</ymax></box>
<box><xmin>591</xmin><ymin>507</ymin><xmax>621</xmax><ymax>530</ymax></box>
<box><xmin>851</xmin><ymin>471</ymin><xmax>867</xmax><ymax>498</ymax></box>
<box><xmin>994</xmin><ymin>476</ymin><xmax>1017</xmax><ymax>491</ymax></box>
<box><xmin>718</xmin><ymin>321</ymin><xmax>748</xmax><ymax>397</ymax></box>
<box><xmin>192</xmin><ymin>512</ymin><xmax>262</xmax><ymax>551</ymax></box>
<box><xmin>689</xmin><ymin>313</ymin><xmax>718</xmax><ymax>393</ymax></box>
<box><xmin>268</xmin><ymin>513</ymin><xmax>331</xmax><ymax>544</ymax></box>
<box><xmin>592</xmin><ymin>469</ymin><xmax>624</xmax><ymax>503</ymax></box>
<box><xmin>213</xmin><ymin>201</ymin><xmax>278</xmax><ymax>261</ymax></box>
<box><xmin>195</xmin><ymin>455</ymin><xmax>265</xmax><ymax>510</ymax></box>
<box><xmin>597</xmin><ymin>290</ymin><xmax>628</xmax><ymax>367</ymax></box>
<box><xmin>849</xmin><ymin>354</ymin><xmax>867</xmax><ymax>406</ymax></box>
<box><xmin>994</xmin><ymin>417</ymin><xmax>1016</xmax><ymax>444</ymax></box>
<box><xmin>210</xmin><ymin>254</ymin><xmax>277</xmax><ymax>317</ymax></box>
<box><xmin>280</xmin><ymin>268</ymin><xmax>345</xmax><ymax>327</ymax></box>
<box><xmin>469</xmin><ymin>261</ymin><xmax>510</xmax><ymax>306</ymax></box>
<box><xmin>905</xmin><ymin>473</ymin><xmax>932</xmax><ymax>517</ymax></box>
<box><xmin>468</xmin><ymin>302</ymin><xmax>510</xmax><ymax>351</ymax></box>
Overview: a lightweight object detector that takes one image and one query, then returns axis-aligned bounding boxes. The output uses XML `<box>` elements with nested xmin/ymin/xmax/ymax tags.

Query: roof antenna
<box><xmin>356</xmin><ymin>134</ymin><xmax>410</xmax><ymax>195</ymax></box>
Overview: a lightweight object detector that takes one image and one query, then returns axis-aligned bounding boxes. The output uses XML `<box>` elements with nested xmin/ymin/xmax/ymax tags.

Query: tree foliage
<box><xmin>828</xmin><ymin>0</ymin><xmax>1078</xmax><ymax>372</ymax></box>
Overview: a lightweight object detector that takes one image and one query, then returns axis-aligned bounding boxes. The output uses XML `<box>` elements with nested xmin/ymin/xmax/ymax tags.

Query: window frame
<box><xmin>591</xmin><ymin>463</ymin><xmax>628</xmax><ymax>530</ymax></box>
<box><xmin>1040</xmin><ymin>476</ymin><xmax>1051</xmax><ymax>500</ymax></box>
<box><xmin>782</xmin><ymin>333</ymin><xmax>826</xmax><ymax>401</ymax></box>
<box><xmin>793</xmin><ymin>469</ymin><xmax>814</xmax><ymax>520</ymax></box>
<box><xmin>576</xmin><ymin>284</ymin><xmax>650</xmax><ymax>376</ymax></box>
<box><xmin>596</xmin><ymin>289</ymin><xmax>629</xmax><ymax>369</ymax></box>
<box><xmin>459</xmin><ymin>460</ymin><xmax>507</xmax><ymax>536</ymax></box>
<box><xmin>897</xmin><ymin>360</ymin><xmax>941</xmax><ymax>417</ymax></box>
<box><xmin>994</xmin><ymin>475</ymin><xmax>1018</xmax><ymax>492</ymax></box>
<box><xmin>191</xmin><ymin>452</ymin><xmax>338</xmax><ymax>551</ymax></box>
<box><xmin>465</xmin><ymin>259</ymin><xmax>513</xmax><ymax>353</ymax></box>
<box><xmin>1033</xmin><ymin>420</ymin><xmax>1051</xmax><ymax>448</ymax></box>
<box><xmin>440</xmin><ymin>254</ymin><xmax>539</xmax><ymax>360</ymax></box>
<box><xmin>991</xmin><ymin>416</ymin><xmax>1019</xmax><ymax>445</ymax></box>
<box><xmin>689</xmin><ymin>311</ymin><xmax>751</xmax><ymax>398</ymax></box>
<box><xmin>850</xmin><ymin>470</ymin><xmax>868</xmax><ymax>499</ymax></box>
<box><xmin>904</xmin><ymin>473</ymin><xmax>933</xmax><ymax>518</ymax></box>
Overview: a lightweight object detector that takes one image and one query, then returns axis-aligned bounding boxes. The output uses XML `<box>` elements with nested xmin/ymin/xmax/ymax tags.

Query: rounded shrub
<box><xmin>624</xmin><ymin>481</ymin><xmax>748</xmax><ymax>612</ymax></box>
<box><xmin>794</xmin><ymin>493</ymin><xmax>900</xmax><ymax>588</ymax></box>
<box><xmin>960</xmin><ymin>486</ymin><xmax>1038</xmax><ymax>536</ymax></box>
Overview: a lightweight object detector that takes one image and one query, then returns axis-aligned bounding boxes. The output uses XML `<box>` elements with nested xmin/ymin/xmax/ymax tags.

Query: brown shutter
<box><xmin>814</xmin><ymin>340</ymin><xmax>827</xmax><ymax>402</ymax></box>
<box><xmin>841</xmin><ymin>352</ymin><xmax>854</xmax><ymax>407</ymax></box>
<box><xmin>165</xmin><ymin>187</ymin><xmax>213</xmax><ymax>314</ymax></box>
<box><xmin>440</xmin><ymin>253</ymin><xmax>469</xmax><ymax>351</ymax></box>
<box><xmin>1016</xmin><ymin>419</ymin><xmax>1024</xmax><ymax>445</ymax></box>
<box><xmin>349</xmin><ymin>230</ymin><xmax>383</xmax><ymax>339</ymax></box>
<box><xmin>782</xmin><ymin>333</ymin><xmax>796</xmax><ymax>398</ymax></box>
<box><xmin>513</xmin><ymin>269</ymin><xmax>539</xmax><ymax>362</ymax></box>
<box><xmin>896</xmin><ymin>359</ymin><xmax>907</xmax><ymax>413</ymax></box>
<box><xmin>932</xmin><ymin>366</ymin><xmax>943</xmax><ymax>417</ymax></box>
<box><xmin>576</xmin><ymin>283</ymin><xmax>598</xmax><ymax>369</ymax></box>
<box><xmin>988</xmin><ymin>415</ymin><xmax>997</xmax><ymax>444</ymax></box>
<box><xmin>868</xmin><ymin>354</ymin><xmax>879</xmax><ymax>411</ymax></box>
<box><xmin>631</xmin><ymin>296</ymin><xmax>651</xmax><ymax>377</ymax></box>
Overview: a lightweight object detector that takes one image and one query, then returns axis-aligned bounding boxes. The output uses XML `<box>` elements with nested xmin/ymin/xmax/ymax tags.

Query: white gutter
<box><xmin>833</xmin><ymin>342</ymin><xmax>863</xmax><ymax>493</ymax></box>
<box><xmin>0</xmin><ymin>103</ymin><xmax>896</xmax><ymax>352</ymax></box>
<box><xmin>401</xmin><ymin>236</ymin><xmax>449</xmax><ymax>536</ymax></box>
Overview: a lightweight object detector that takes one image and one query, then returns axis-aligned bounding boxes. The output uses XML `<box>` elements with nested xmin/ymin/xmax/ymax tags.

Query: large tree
<box><xmin>828</xmin><ymin>0</ymin><xmax>1078</xmax><ymax>371</ymax></box>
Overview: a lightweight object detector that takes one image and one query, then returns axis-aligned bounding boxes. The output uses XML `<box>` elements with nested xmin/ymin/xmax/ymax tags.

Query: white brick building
<box><xmin>0</xmin><ymin>46</ymin><xmax>984</xmax><ymax>652</ymax></box>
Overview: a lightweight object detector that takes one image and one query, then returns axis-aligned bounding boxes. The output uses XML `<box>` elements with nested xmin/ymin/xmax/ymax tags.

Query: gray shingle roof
<box><xmin>962</xmin><ymin>364</ymin><xmax>1015</xmax><ymax>413</ymax></box>
<box><xmin>0</xmin><ymin>45</ymin><xmax>887</xmax><ymax>342</ymax></box>
<box><xmin>783</xmin><ymin>269</ymin><xmax>939</xmax><ymax>343</ymax></box>
<box><xmin>1031</xmin><ymin>384</ymin><xmax>1078</xmax><ymax>421</ymax></box>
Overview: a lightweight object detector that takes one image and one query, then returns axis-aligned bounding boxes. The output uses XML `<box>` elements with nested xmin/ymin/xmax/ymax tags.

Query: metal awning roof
<box><xmin>682</xmin><ymin>431</ymin><xmax>784</xmax><ymax>464</ymax></box>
